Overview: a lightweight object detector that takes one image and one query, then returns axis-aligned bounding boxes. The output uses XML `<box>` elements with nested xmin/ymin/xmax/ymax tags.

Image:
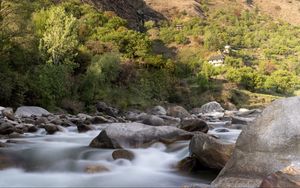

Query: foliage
<box><xmin>34</xmin><ymin>6</ymin><xmax>79</xmax><ymax>64</ymax></box>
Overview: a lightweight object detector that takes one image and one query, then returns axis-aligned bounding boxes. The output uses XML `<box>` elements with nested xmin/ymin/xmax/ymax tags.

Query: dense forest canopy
<box><xmin>1</xmin><ymin>0</ymin><xmax>300</xmax><ymax>112</ymax></box>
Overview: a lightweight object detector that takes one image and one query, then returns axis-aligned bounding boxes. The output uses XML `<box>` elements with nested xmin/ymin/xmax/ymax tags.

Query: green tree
<box><xmin>35</xmin><ymin>6</ymin><xmax>78</xmax><ymax>64</ymax></box>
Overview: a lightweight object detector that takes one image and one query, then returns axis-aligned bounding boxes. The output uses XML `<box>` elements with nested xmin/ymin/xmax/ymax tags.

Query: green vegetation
<box><xmin>0</xmin><ymin>0</ymin><xmax>299</xmax><ymax>111</ymax></box>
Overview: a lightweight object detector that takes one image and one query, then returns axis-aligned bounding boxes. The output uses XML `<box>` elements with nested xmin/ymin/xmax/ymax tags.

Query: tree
<box><xmin>35</xmin><ymin>6</ymin><xmax>78</xmax><ymax>64</ymax></box>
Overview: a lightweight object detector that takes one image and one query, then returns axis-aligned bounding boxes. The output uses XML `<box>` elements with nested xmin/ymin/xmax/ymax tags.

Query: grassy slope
<box><xmin>145</xmin><ymin>0</ymin><xmax>297</xmax><ymax>109</ymax></box>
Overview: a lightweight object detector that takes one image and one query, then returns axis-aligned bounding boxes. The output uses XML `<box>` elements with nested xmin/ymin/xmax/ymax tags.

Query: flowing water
<box><xmin>0</xmin><ymin>124</ymin><xmax>241</xmax><ymax>187</ymax></box>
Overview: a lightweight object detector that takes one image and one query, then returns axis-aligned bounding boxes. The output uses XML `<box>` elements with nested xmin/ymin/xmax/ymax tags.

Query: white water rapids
<box><xmin>0</xmin><ymin>124</ymin><xmax>241</xmax><ymax>187</ymax></box>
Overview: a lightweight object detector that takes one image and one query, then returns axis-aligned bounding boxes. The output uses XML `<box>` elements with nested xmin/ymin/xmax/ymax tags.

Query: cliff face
<box><xmin>86</xmin><ymin>0</ymin><xmax>165</xmax><ymax>30</ymax></box>
<box><xmin>84</xmin><ymin>0</ymin><xmax>300</xmax><ymax>29</ymax></box>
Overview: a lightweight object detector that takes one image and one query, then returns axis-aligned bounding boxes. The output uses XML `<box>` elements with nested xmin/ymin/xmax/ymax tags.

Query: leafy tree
<box><xmin>34</xmin><ymin>6</ymin><xmax>79</xmax><ymax>64</ymax></box>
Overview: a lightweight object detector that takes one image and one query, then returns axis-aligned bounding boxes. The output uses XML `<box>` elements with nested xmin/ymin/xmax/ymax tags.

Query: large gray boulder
<box><xmin>212</xmin><ymin>97</ymin><xmax>300</xmax><ymax>188</ymax></box>
<box><xmin>15</xmin><ymin>106</ymin><xmax>50</xmax><ymax>118</ymax></box>
<box><xmin>189</xmin><ymin>133</ymin><xmax>235</xmax><ymax>170</ymax></box>
<box><xmin>89</xmin><ymin>123</ymin><xmax>193</xmax><ymax>148</ymax></box>
<box><xmin>200</xmin><ymin>101</ymin><xmax>224</xmax><ymax>114</ymax></box>
<box><xmin>167</xmin><ymin>105</ymin><xmax>191</xmax><ymax>119</ymax></box>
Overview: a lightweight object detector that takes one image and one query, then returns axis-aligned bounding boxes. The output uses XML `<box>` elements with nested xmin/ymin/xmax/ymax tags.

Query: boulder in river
<box><xmin>2</xmin><ymin>108</ymin><xmax>14</xmax><ymax>120</ymax></box>
<box><xmin>96</xmin><ymin>102</ymin><xmax>119</xmax><ymax>117</ymax></box>
<box><xmin>212</xmin><ymin>97</ymin><xmax>300</xmax><ymax>188</ymax></box>
<box><xmin>200</xmin><ymin>101</ymin><xmax>224</xmax><ymax>114</ymax></box>
<box><xmin>0</xmin><ymin>122</ymin><xmax>16</xmax><ymax>135</ymax></box>
<box><xmin>167</xmin><ymin>105</ymin><xmax>191</xmax><ymax>119</ymax></box>
<box><xmin>259</xmin><ymin>165</ymin><xmax>300</xmax><ymax>188</ymax></box>
<box><xmin>112</xmin><ymin>149</ymin><xmax>135</xmax><ymax>161</ymax></box>
<box><xmin>180</xmin><ymin>119</ymin><xmax>208</xmax><ymax>133</ymax></box>
<box><xmin>89</xmin><ymin>123</ymin><xmax>193</xmax><ymax>149</ymax></box>
<box><xmin>15</xmin><ymin>106</ymin><xmax>50</xmax><ymax>118</ymax></box>
<box><xmin>150</xmin><ymin>106</ymin><xmax>167</xmax><ymax>116</ymax></box>
<box><xmin>139</xmin><ymin>114</ymin><xmax>165</xmax><ymax>126</ymax></box>
<box><xmin>43</xmin><ymin>123</ymin><xmax>59</xmax><ymax>135</ymax></box>
<box><xmin>189</xmin><ymin>133</ymin><xmax>235</xmax><ymax>170</ymax></box>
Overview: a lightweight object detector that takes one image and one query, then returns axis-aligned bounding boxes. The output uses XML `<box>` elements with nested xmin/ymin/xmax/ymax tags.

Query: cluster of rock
<box><xmin>0</xmin><ymin>105</ymin><xmax>122</xmax><ymax>140</ymax></box>
<box><xmin>2</xmin><ymin>98</ymin><xmax>299</xmax><ymax>188</ymax></box>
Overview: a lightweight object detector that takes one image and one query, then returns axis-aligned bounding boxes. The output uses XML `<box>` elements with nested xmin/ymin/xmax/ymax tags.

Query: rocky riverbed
<box><xmin>2</xmin><ymin>99</ymin><xmax>296</xmax><ymax>187</ymax></box>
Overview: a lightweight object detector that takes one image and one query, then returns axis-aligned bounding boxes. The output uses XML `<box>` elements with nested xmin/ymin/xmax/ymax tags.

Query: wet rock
<box><xmin>0</xmin><ymin>153</ymin><xmax>17</xmax><ymax>170</ymax></box>
<box><xmin>200</xmin><ymin>101</ymin><xmax>224</xmax><ymax>114</ymax></box>
<box><xmin>89</xmin><ymin>123</ymin><xmax>193</xmax><ymax>149</ymax></box>
<box><xmin>23</xmin><ymin>118</ymin><xmax>35</xmax><ymax>124</ymax></box>
<box><xmin>96</xmin><ymin>102</ymin><xmax>119</xmax><ymax>117</ymax></box>
<box><xmin>14</xmin><ymin>124</ymin><xmax>28</xmax><ymax>133</ymax></box>
<box><xmin>61</xmin><ymin>119</ymin><xmax>76</xmax><ymax>127</ymax></box>
<box><xmin>15</xmin><ymin>106</ymin><xmax>50</xmax><ymax>118</ymax></box>
<box><xmin>167</xmin><ymin>105</ymin><xmax>191</xmax><ymax>119</ymax></box>
<box><xmin>150</xmin><ymin>106</ymin><xmax>167</xmax><ymax>115</ymax></box>
<box><xmin>112</xmin><ymin>149</ymin><xmax>135</xmax><ymax>161</ymax></box>
<box><xmin>212</xmin><ymin>97</ymin><xmax>300</xmax><ymax>188</ymax></box>
<box><xmin>90</xmin><ymin>116</ymin><xmax>113</xmax><ymax>124</ymax></box>
<box><xmin>27</xmin><ymin>124</ymin><xmax>38</xmax><ymax>133</ymax></box>
<box><xmin>180</xmin><ymin>119</ymin><xmax>208</xmax><ymax>133</ymax></box>
<box><xmin>231</xmin><ymin>115</ymin><xmax>255</xmax><ymax>125</ymax></box>
<box><xmin>2</xmin><ymin>108</ymin><xmax>14</xmax><ymax>120</ymax></box>
<box><xmin>139</xmin><ymin>114</ymin><xmax>165</xmax><ymax>126</ymax></box>
<box><xmin>77</xmin><ymin>113</ymin><xmax>92</xmax><ymax>120</ymax></box>
<box><xmin>189</xmin><ymin>133</ymin><xmax>235</xmax><ymax>170</ymax></box>
<box><xmin>43</xmin><ymin>123</ymin><xmax>59</xmax><ymax>134</ymax></box>
<box><xmin>90</xmin><ymin>130</ymin><xmax>122</xmax><ymax>149</ymax></box>
<box><xmin>0</xmin><ymin>122</ymin><xmax>16</xmax><ymax>135</ymax></box>
<box><xmin>177</xmin><ymin>156</ymin><xmax>201</xmax><ymax>172</ymax></box>
<box><xmin>85</xmin><ymin>164</ymin><xmax>110</xmax><ymax>174</ymax></box>
<box><xmin>8</xmin><ymin>132</ymin><xmax>23</xmax><ymax>138</ymax></box>
<box><xmin>0</xmin><ymin>142</ymin><xmax>6</xmax><ymax>147</ymax></box>
<box><xmin>159</xmin><ymin>115</ymin><xmax>181</xmax><ymax>127</ymax></box>
<box><xmin>34</xmin><ymin>117</ymin><xmax>48</xmax><ymax>126</ymax></box>
<box><xmin>260</xmin><ymin>165</ymin><xmax>300</xmax><ymax>188</ymax></box>
<box><xmin>76</xmin><ymin>122</ymin><xmax>94</xmax><ymax>133</ymax></box>
<box><xmin>190</xmin><ymin>108</ymin><xmax>202</xmax><ymax>115</ymax></box>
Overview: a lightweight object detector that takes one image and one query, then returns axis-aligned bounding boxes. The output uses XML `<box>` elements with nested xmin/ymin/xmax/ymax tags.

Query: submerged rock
<box><xmin>89</xmin><ymin>123</ymin><xmax>193</xmax><ymax>149</ymax></box>
<box><xmin>15</xmin><ymin>106</ymin><xmax>50</xmax><ymax>118</ymax></box>
<box><xmin>189</xmin><ymin>133</ymin><xmax>235</xmax><ymax>170</ymax></box>
<box><xmin>85</xmin><ymin>164</ymin><xmax>110</xmax><ymax>174</ymax></box>
<box><xmin>212</xmin><ymin>97</ymin><xmax>300</xmax><ymax>188</ymax></box>
<box><xmin>112</xmin><ymin>149</ymin><xmax>135</xmax><ymax>161</ymax></box>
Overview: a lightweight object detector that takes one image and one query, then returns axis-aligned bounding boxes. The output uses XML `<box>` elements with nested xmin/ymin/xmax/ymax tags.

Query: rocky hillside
<box><xmin>88</xmin><ymin>0</ymin><xmax>300</xmax><ymax>26</ymax></box>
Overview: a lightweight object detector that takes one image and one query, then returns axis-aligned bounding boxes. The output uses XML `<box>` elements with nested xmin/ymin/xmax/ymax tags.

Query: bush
<box><xmin>32</xmin><ymin>64</ymin><xmax>74</xmax><ymax>108</ymax></box>
<box><xmin>264</xmin><ymin>70</ymin><xmax>299</xmax><ymax>94</ymax></box>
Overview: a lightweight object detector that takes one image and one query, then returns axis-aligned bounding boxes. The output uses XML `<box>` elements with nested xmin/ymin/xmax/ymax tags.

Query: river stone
<box><xmin>180</xmin><ymin>119</ymin><xmax>208</xmax><ymax>133</ymax></box>
<box><xmin>43</xmin><ymin>123</ymin><xmax>59</xmax><ymax>135</ymax></box>
<box><xmin>189</xmin><ymin>133</ymin><xmax>235</xmax><ymax>170</ymax></box>
<box><xmin>212</xmin><ymin>97</ymin><xmax>300</xmax><ymax>188</ymax></box>
<box><xmin>2</xmin><ymin>108</ymin><xmax>14</xmax><ymax>120</ymax></box>
<box><xmin>96</xmin><ymin>102</ymin><xmax>118</xmax><ymax>117</ymax></box>
<box><xmin>0</xmin><ymin>122</ymin><xmax>16</xmax><ymax>135</ymax></box>
<box><xmin>200</xmin><ymin>101</ymin><xmax>224</xmax><ymax>114</ymax></box>
<box><xmin>259</xmin><ymin>165</ymin><xmax>300</xmax><ymax>188</ymax></box>
<box><xmin>167</xmin><ymin>106</ymin><xmax>191</xmax><ymax>119</ymax></box>
<box><xmin>85</xmin><ymin>164</ymin><xmax>109</xmax><ymax>174</ymax></box>
<box><xmin>15</xmin><ymin>106</ymin><xmax>50</xmax><ymax>118</ymax></box>
<box><xmin>150</xmin><ymin>106</ymin><xmax>167</xmax><ymax>115</ymax></box>
<box><xmin>140</xmin><ymin>114</ymin><xmax>165</xmax><ymax>126</ymax></box>
<box><xmin>89</xmin><ymin>123</ymin><xmax>193</xmax><ymax>149</ymax></box>
<box><xmin>231</xmin><ymin>115</ymin><xmax>255</xmax><ymax>125</ymax></box>
<box><xmin>112</xmin><ymin>149</ymin><xmax>135</xmax><ymax>161</ymax></box>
